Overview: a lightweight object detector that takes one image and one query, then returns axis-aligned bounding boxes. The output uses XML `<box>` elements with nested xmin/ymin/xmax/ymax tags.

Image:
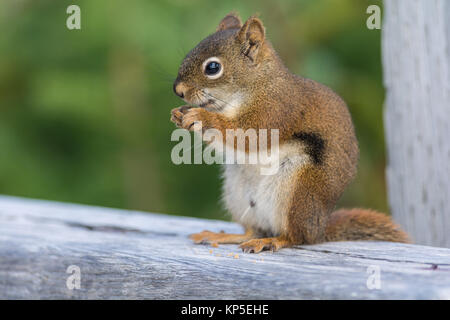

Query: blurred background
<box><xmin>0</xmin><ymin>0</ymin><xmax>386</xmax><ymax>220</ymax></box>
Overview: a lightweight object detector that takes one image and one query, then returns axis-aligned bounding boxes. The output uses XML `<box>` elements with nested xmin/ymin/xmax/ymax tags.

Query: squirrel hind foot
<box><xmin>189</xmin><ymin>230</ymin><xmax>253</xmax><ymax>245</ymax></box>
<box><xmin>239</xmin><ymin>237</ymin><xmax>292</xmax><ymax>254</ymax></box>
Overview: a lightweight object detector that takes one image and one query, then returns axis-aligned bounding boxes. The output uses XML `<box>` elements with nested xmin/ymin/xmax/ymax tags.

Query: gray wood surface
<box><xmin>382</xmin><ymin>0</ymin><xmax>450</xmax><ymax>247</ymax></box>
<box><xmin>1</xmin><ymin>195</ymin><xmax>449</xmax><ymax>299</ymax></box>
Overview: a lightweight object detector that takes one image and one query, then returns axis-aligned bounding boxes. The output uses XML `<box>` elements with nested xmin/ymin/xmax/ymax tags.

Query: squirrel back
<box><xmin>172</xmin><ymin>12</ymin><xmax>410</xmax><ymax>251</ymax></box>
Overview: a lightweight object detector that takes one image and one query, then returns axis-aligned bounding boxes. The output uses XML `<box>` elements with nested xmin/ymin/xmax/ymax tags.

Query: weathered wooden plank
<box><xmin>0</xmin><ymin>195</ymin><xmax>449</xmax><ymax>299</ymax></box>
<box><xmin>382</xmin><ymin>0</ymin><xmax>450</xmax><ymax>247</ymax></box>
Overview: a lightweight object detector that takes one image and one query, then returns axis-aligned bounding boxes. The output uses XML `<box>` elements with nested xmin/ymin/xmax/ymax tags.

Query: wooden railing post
<box><xmin>382</xmin><ymin>0</ymin><xmax>450</xmax><ymax>247</ymax></box>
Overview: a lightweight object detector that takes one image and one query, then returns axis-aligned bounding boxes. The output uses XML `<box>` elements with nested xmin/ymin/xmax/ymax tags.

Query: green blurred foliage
<box><xmin>0</xmin><ymin>0</ymin><xmax>387</xmax><ymax>220</ymax></box>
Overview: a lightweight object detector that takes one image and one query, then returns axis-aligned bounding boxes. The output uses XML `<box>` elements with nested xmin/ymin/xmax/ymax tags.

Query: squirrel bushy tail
<box><xmin>325</xmin><ymin>208</ymin><xmax>410</xmax><ymax>243</ymax></box>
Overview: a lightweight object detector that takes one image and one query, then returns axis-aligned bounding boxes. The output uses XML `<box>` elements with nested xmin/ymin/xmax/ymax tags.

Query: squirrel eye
<box><xmin>205</xmin><ymin>62</ymin><xmax>221</xmax><ymax>75</ymax></box>
<box><xmin>202</xmin><ymin>57</ymin><xmax>223</xmax><ymax>79</ymax></box>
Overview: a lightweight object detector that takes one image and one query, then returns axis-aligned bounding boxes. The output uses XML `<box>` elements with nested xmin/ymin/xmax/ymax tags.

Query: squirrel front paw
<box><xmin>171</xmin><ymin>107</ymin><xmax>211</xmax><ymax>132</ymax></box>
<box><xmin>170</xmin><ymin>105</ymin><xmax>192</xmax><ymax>128</ymax></box>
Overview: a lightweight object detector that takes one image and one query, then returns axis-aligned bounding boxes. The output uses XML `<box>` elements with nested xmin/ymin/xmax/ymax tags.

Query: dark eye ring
<box><xmin>203</xmin><ymin>57</ymin><xmax>223</xmax><ymax>79</ymax></box>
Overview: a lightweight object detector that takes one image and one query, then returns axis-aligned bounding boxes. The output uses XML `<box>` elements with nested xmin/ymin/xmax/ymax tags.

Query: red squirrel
<box><xmin>170</xmin><ymin>13</ymin><xmax>409</xmax><ymax>253</ymax></box>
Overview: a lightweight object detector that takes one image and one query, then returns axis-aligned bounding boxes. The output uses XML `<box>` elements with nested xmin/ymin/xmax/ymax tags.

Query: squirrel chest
<box><xmin>222</xmin><ymin>141</ymin><xmax>310</xmax><ymax>236</ymax></box>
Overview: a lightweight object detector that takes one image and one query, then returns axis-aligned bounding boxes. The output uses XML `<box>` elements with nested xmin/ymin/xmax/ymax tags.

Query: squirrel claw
<box><xmin>239</xmin><ymin>237</ymin><xmax>289</xmax><ymax>254</ymax></box>
<box><xmin>170</xmin><ymin>105</ymin><xmax>192</xmax><ymax>127</ymax></box>
<box><xmin>239</xmin><ymin>239</ymin><xmax>269</xmax><ymax>254</ymax></box>
<box><xmin>189</xmin><ymin>230</ymin><xmax>215</xmax><ymax>244</ymax></box>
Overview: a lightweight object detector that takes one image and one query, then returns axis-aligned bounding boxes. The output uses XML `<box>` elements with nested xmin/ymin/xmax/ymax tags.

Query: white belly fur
<box><xmin>222</xmin><ymin>141</ymin><xmax>310</xmax><ymax>236</ymax></box>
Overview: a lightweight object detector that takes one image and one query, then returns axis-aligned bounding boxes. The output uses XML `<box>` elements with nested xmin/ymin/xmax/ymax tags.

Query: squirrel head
<box><xmin>173</xmin><ymin>12</ymin><xmax>280</xmax><ymax>115</ymax></box>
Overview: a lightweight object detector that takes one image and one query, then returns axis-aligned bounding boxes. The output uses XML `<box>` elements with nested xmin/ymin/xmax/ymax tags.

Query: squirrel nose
<box><xmin>173</xmin><ymin>81</ymin><xmax>186</xmax><ymax>99</ymax></box>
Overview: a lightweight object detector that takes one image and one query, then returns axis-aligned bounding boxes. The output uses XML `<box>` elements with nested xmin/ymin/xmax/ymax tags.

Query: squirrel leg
<box><xmin>172</xmin><ymin>106</ymin><xmax>236</xmax><ymax>137</ymax></box>
<box><xmin>170</xmin><ymin>105</ymin><xmax>192</xmax><ymax>128</ymax></box>
<box><xmin>285</xmin><ymin>166</ymin><xmax>334</xmax><ymax>245</ymax></box>
<box><xmin>189</xmin><ymin>229</ymin><xmax>254</xmax><ymax>245</ymax></box>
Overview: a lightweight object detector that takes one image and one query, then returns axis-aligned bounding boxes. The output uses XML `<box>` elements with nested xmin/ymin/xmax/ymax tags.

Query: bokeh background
<box><xmin>0</xmin><ymin>0</ymin><xmax>386</xmax><ymax>220</ymax></box>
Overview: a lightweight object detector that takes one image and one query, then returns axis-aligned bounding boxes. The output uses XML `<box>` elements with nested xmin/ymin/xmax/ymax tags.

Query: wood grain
<box><xmin>382</xmin><ymin>0</ymin><xmax>450</xmax><ymax>247</ymax></box>
<box><xmin>0</xmin><ymin>195</ymin><xmax>449</xmax><ymax>299</ymax></box>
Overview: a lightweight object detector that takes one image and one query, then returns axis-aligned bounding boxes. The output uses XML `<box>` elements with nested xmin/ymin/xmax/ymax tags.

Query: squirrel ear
<box><xmin>237</xmin><ymin>17</ymin><xmax>265</xmax><ymax>62</ymax></box>
<box><xmin>216</xmin><ymin>12</ymin><xmax>242</xmax><ymax>32</ymax></box>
